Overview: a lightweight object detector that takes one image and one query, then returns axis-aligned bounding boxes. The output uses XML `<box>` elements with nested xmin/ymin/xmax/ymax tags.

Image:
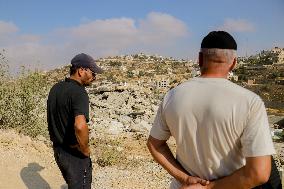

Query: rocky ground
<box><xmin>1</xmin><ymin>115</ymin><xmax>284</xmax><ymax>189</ymax></box>
<box><xmin>0</xmin><ymin>129</ymin><xmax>172</xmax><ymax>189</ymax></box>
<box><xmin>0</xmin><ymin>127</ymin><xmax>284</xmax><ymax>189</ymax></box>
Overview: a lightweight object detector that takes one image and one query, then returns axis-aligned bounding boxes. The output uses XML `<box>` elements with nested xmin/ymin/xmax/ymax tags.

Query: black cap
<box><xmin>71</xmin><ymin>53</ymin><xmax>103</xmax><ymax>74</ymax></box>
<box><xmin>201</xmin><ymin>31</ymin><xmax>237</xmax><ymax>50</ymax></box>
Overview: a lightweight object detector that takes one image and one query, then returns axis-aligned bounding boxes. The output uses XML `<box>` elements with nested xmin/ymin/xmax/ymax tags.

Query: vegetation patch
<box><xmin>0</xmin><ymin>50</ymin><xmax>50</xmax><ymax>138</ymax></box>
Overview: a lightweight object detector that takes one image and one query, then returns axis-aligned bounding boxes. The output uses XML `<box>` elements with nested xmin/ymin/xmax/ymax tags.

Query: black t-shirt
<box><xmin>47</xmin><ymin>78</ymin><xmax>89</xmax><ymax>146</ymax></box>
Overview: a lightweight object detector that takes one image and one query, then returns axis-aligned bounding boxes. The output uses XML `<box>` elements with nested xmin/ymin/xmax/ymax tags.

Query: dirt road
<box><xmin>0</xmin><ymin>130</ymin><xmax>170</xmax><ymax>189</ymax></box>
<box><xmin>0</xmin><ymin>130</ymin><xmax>65</xmax><ymax>189</ymax></box>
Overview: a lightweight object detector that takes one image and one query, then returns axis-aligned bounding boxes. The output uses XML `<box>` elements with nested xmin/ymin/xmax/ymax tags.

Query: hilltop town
<box><xmin>46</xmin><ymin>48</ymin><xmax>284</xmax><ymax>134</ymax></box>
<box><xmin>45</xmin><ymin>46</ymin><xmax>284</xmax><ymax>148</ymax></box>
<box><xmin>48</xmin><ymin>47</ymin><xmax>284</xmax><ymax>113</ymax></box>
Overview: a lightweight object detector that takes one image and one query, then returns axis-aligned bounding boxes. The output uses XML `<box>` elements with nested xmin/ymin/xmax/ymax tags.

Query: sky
<box><xmin>0</xmin><ymin>0</ymin><xmax>283</xmax><ymax>72</ymax></box>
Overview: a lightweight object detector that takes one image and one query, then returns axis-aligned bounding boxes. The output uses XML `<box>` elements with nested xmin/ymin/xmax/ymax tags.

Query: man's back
<box><xmin>47</xmin><ymin>78</ymin><xmax>89</xmax><ymax>146</ymax></box>
<box><xmin>148</xmin><ymin>31</ymin><xmax>276</xmax><ymax>189</ymax></box>
<box><xmin>153</xmin><ymin>77</ymin><xmax>274</xmax><ymax>180</ymax></box>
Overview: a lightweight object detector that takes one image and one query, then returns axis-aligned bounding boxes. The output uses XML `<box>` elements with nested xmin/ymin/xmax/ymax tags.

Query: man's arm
<box><xmin>147</xmin><ymin>136</ymin><xmax>209</xmax><ymax>186</ymax></box>
<box><xmin>209</xmin><ymin>155</ymin><xmax>271</xmax><ymax>189</ymax></box>
<box><xmin>74</xmin><ymin>115</ymin><xmax>90</xmax><ymax>157</ymax></box>
<box><xmin>180</xmin><ymin>155</ymin><xmax>271</xmax><ymax>189</ymax></box>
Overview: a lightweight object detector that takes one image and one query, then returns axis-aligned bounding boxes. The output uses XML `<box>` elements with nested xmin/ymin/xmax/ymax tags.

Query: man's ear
<box><xmin>78</xmin><ymin>68</ymin><xmax>84</xmax><ymax>77</ymax></box>
<box><xmin>229</xmin><ymin>57</ymin><xmax>237</xmax><ymax>71</ymax></box>
<box><xmin>198</xmin><ymin>52</ymin><xmax>203</xmax><ymax>68</ymax></box>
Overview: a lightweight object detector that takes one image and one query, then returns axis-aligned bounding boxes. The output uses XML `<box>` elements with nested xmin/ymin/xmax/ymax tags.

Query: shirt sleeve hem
<box><xmin>149</xmin><ymin>131</ymin><xmax>170</xmax><ymax>141</ymax></box>
<box><xmin>243</xmin><ymin>149</ymin><xmax>276</xmax><ymax>157</ymax></box>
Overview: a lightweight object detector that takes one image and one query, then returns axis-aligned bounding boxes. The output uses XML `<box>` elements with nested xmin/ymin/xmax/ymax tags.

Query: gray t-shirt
<box><xmin>150</xmin><ymin>77</ymin><xmax>275</xmax><ymax>188</ymax></box>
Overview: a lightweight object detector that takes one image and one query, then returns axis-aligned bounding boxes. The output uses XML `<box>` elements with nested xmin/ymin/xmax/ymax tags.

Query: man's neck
<box><xmin>200</xmin><ymin>73</ymin><xmax>228</xmax><ymax>78</ymax></box>
<box><xmin>70</xmin><ymin>75</ymin><xmax>83</xmax><ymax>85</ymax></box>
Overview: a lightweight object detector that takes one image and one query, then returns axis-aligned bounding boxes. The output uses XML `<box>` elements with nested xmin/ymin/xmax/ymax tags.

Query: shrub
<box><xmin>0</xmin><ymin>53</ymin><xmax>49</xmax><ymax>138</ymax></box>
<box><xmin>94</xmin><ymin>138</ymin><xmax>127</xmax><ymax>167</ymax></box>
<box><xmin>96</xmin><ymin>146</ymin><xmax>123</xmax><ymax>167</ymax></box>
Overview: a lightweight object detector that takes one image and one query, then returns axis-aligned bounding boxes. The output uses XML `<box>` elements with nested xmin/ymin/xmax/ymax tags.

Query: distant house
<box><xmin>247</xmin><ymin>79</ymin><xmax>255</xmax><ymax>85</ymax></box>
<box><xmin>272</xmin><ymin>47</ymin><xmax>284</xmax><ymax>64</ymax></box>
<box><xmin>230</xmin><ymin>75</ymin><xmax>238</xmax><ymax>81</ymax></box>
<box><xmin>155</xmin><ymin>79</ymin><xmax>169</xmax><ymax>88</ymax></box>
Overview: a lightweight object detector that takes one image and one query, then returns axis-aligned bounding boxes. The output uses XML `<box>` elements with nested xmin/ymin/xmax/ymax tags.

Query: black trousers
<box><xmin>53</xmin><ymin>146</ymin><xmax>92</xmax><ymax>189</ymax></box>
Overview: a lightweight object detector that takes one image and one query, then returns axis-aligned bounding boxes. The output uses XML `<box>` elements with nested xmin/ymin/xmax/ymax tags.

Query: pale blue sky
<box><xmin>0</xmin><ymin>0</ymin><xmax>283</xmax><ymax>71</ymax></box>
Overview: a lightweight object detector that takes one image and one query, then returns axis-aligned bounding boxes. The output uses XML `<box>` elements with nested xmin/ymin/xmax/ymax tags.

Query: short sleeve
<box><xmin>72</xmin><ymin>90</ymin><xmax>90</xmax><ymax>122</ymax></box>
<box><xmin>241</xmin><ymin>97</ymin><xmax>275</xmax><ymax>157</ymax></box>
<box><xmin>150</xmin><ymin>102</ymin><xmax>171</xmax><ymax>140</ymax></box>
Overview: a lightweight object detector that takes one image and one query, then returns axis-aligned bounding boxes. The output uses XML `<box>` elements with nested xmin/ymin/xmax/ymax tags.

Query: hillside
<box><xmin>1</xmin><ymin>50</ymin><xmax>284</xmax><ymax>188</ymax></box>
<box><xmin>45</xmin><ymin>52</ymin><xmax>284</xmax><ymax>113</ymax></box>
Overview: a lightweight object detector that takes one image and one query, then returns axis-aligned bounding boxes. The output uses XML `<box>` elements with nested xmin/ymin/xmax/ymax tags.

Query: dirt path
<box><xmin>2</xmin><ymin>129</ymin><xmax>282</xmax><ymax>189</ymax></box>
<box><xmin>0</xmin><ymin>130</ymin><xmax>170</xmax><ymax>189</ymax></box>
<box><xmin>0</xmin><ymin>130</ymin><xmax>66</xmax><ymax>189</ymax></box>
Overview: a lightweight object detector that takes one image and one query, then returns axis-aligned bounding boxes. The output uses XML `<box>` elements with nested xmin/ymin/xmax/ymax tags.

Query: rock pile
<box><xmin>88</xmin><ymin>85</ymin><xmax>162</xmax><ymax>137</ymax></box>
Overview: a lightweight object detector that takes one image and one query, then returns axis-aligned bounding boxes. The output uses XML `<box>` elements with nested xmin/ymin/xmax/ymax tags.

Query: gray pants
<box><xmin>53</xmin><ymin>146</ymin><xmax>92</xmax><ymax>189</ymax></box>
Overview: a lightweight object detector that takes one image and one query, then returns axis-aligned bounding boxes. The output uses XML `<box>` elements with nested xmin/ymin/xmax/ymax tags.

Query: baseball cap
<box><xmin>71</xmin><ymin>53</ymin><xmax>103</xmax><ymax>74</ymax></box>
<box><xmin>201</xmin><ymin>31</ymin><xmax>237</xmax><ymax>50</ymax></box>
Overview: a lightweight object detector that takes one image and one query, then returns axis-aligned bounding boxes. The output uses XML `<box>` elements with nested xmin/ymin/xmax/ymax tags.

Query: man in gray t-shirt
<box><xmin>147</xmin><ymin>31</ymin><xmax>275</xmax><ymax>189</ymax></box>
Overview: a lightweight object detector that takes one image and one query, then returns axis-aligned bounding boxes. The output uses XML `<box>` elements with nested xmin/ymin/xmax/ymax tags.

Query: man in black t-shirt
<box><xmin>47</xmin><ymin>53</ymin><xmax>103</xmax><ymax>189</ymax></box>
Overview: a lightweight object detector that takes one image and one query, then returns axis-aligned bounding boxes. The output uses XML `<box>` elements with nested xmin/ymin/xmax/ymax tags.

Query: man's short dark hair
<box><xmin>69</xmin><ymin>65</ymin><xmax>79</xmax><ymax>76</ymax></box>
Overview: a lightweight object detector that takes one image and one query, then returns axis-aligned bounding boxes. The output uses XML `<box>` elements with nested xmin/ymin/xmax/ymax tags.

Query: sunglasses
<box><xmin>83</xmin><ymin>68</ymin><xmax>97</xmax><ymax>77</ymax></box>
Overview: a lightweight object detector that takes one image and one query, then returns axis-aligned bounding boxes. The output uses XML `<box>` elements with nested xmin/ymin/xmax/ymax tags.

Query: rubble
<box><xmin>88</xmin><ymin>85</ymin><xmax>161</xmax><ymax>138</ymax></box>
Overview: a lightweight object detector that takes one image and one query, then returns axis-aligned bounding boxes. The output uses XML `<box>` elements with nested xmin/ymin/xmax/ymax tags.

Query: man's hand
<box><xmin>183</xmin><ymin>176</ymin><xmax>209</xmax><ymax>186</ymax></box>
<box><xmin>78</xmin><ymin>145</ymin><xmax>90</xmax><ymax>157</ymax></box>
<box><xmin>82</xmin><ymin>148</ymin><xmax>90</xmax><ymax>157</ymax></box>
<box><xmin>180</xmin><ymin>183</ymin><xmax>207</xmax><ymax>189</ymax></box>
<box><xmin>147</xmin><ymin>136</ymin><xmax>209</xmax><ymax>186</ymax></box>
<box><xmin>71</xmin><ymin>143</ymin><xmax>90</xmax><ymax>157</ymax></box>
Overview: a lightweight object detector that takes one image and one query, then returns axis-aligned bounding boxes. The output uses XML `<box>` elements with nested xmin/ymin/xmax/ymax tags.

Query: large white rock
<box><xmin>107</xmin><ymin>121</ymin><xmax>124</xmax><ymax>135</ymax></box>
<box><xmin>130</xmin><ymin>120</ymin><xmax>152</xmax><ymax>133</ymax></box>
<box><xmin>139</xmin><ymin>120</ymin><xmax>152</xmax><ymax>132</ymax></box>
<box><xmin>118</xmin><ymin>115</ymin><xmax>132</xmax><ymax>125</ymax></box>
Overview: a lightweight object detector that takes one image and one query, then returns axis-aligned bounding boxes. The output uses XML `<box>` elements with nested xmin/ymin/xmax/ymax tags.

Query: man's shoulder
<box><xmin>49</xmin><ymin>79</ymin><xmax>87</xmax><ymax>96</ymax></box>
<box><xmin>226</xmin><ymin>80</ymin><xmax>261</xmax><ymax>99</ymax></box>
<box><xmin>49</xmin><ymin>80</ymin><xmax>64</xmax><ymax>94</ymax></box>
<box><xmin>170</xmin><ymin>78</ymin><xmax>261</xmax><ymax>102</ymax></box>
<box><xmin>51</xmin><ymin>79</ymin><xmax>66</xmax><ymax>88</ymax></box>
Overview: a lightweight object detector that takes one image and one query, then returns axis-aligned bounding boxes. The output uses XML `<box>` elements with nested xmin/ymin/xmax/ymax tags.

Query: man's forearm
<box><xmin>208</xmin><ymin>156</ymin><xmax>271</xmax><ymax>189</ymax></box>
<box><xmin>148</xmin><ymin>141</ymin><xmax>188</xmax><ymax>183</ymax></box>
<box><xmin>147</xmin><ymin>136</ymin><xmax>210</xmax><ymax>185</ymax></box>
<box><xmin>208</xmin><ymin>167</ymin><xmax>253</xmax><ymax>189</ymax></box>
<box><xmin>74</xmin><ymin>115</ymin><xmax>90</xmax><ymax>156</ymax></box>
<box><xmin>75</xmin><ymin>123</ymin><xmax>90</xmax><ymax>156</ymax></box>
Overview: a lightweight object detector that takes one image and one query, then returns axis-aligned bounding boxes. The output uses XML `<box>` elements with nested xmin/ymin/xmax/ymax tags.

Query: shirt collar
<box><xmin>65</xmin><ymin>78</ymin><xmax>84</xmax><ymax>87</ymax></box>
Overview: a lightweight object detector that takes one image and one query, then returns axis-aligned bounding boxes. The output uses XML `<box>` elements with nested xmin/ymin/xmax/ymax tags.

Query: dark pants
<box><xmin>53</xmin><ymin>146</ymin><xmax>92</xmax><ymax>189</ymax></box>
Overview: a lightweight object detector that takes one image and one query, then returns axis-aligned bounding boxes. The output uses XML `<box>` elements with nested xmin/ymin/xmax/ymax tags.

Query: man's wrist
<box><xmin>83</xmin><ymin>147</ymin><xmax>90</xmax><ymax>156</ymax></box>
<box><xmin>178</xmin><ymin>173</ymin><xmax>191</xmax><ymax>184</ymax></box>
<box><xmin>206</xmin><ymin>181</ymin><xmax>214</xmax><ymax>189</ymax></box>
